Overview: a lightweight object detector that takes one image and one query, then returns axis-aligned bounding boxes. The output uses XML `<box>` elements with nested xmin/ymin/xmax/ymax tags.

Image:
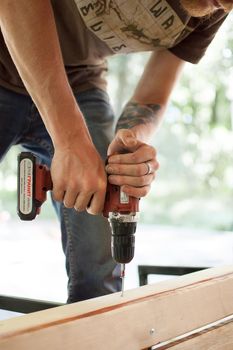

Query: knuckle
<box><xmin>130</xmin><ymin>152</ymin><xmax>137</xmax><ymax>163</ymax></box>
<box><xmin>144</xmin><ymin>144</ymin><xmax>150</xmax><ymax>151</ymax></box>
<box><xmin>135</xmin><ymin>179</ymin><xmax>142</xmax><ymax>187</ymax></box>
<box><xmin>117</xmin><ymin>129</ymin><xmax>124</xmax><ymax>138</ymax></box>
<box><xmin>115</xmin><ymin>165</ymin><xmax>122</xmax><ymax>174</ymax></box>
<box><xmin>98</xmin><ymin>178</ymin><xmax>107</xmax><ymax>192</ymax></box>
<box><xmin>137</xmin><ymin>166</ymin><xmax>144</xmax><ymax>176</ymax></box>
<box><xmin>106</xmin><ymin>165</ymin><xmax>114</xmax><ymax>174</ymax></box>
<box><xmin>68</xmin><ymin>180</ymin><xmax>78</xmax><ymax>191</ymax></box>
<box><xmin>140</xmin><ymin>175</ymin><xmax>147</xmax><ymax>186</ymax></box>
<box><xmin>82</xmin><ymin>181</ymin><xmax>96</xmax><ymax>193</ymax></box>
<box><xmin>99</xmin><ymin>179</ymin><xmax>107</xmax><ymax>192</ymax></box>
<box><xmin>52</xmin><ymin>188</ymin><xmax>64</xmax><ymax>202</ymax></box>
<box><xmin>151</xmin><ymin>147</ymin><xmax>157</xmax><ymax>157</ymax></box>
<box><xmin>82</xmin><ymin>185</ymin><xmax>94</xmax><ymax>195</ymax></box>
<box><xmin>107</xmin><ymin>175</ymin><xmax>115</xmax><ymax>184</ymax></box>
<box><xmin>140</xmin><ymin>186</ymin><xmax>149</xmax><ymax>197</ymax></box>
<box><xmin>151</xmin><ymin>147</ymin><xmax>157</xmax><ymax>158</ymax></box>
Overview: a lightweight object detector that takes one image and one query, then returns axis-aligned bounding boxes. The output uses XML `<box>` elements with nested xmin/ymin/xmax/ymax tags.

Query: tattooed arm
<box><xmin>116</xmin><ymin>102</ymin><xmax>161</xmax><ymax>130</ymax></box>
<box><xmin>116</xmin><ymin>49</ymin><xmax>185</xmax><ymax>141</ymax></box>
<box><xmin>106</xmin><ymin>50</ymin><xmax>185</xmax><ymax>198</ymax></box>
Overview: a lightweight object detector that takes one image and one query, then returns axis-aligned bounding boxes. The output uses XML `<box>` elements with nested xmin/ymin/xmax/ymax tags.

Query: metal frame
<box><xmin>0</xmin><ymin>295</ymin><xmax>63</xmax><ymax>314</ymax></box>
<box><xmin>138</xmin><ymin>265</ymin><xmax>209</xmax><ymax>286</ymax></box>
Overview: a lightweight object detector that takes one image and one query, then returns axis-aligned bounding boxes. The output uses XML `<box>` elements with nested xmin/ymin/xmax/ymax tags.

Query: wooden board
<box><xmin>152</xmin><ymin>315</ymin><xmax>233</xmax><ymax>349</ymax></box>
<box><xmin>1</xmin><ymin>265</ymin><xmax>233</xmax><ymax>350</ymax></box>
<box><xmin>171</xmin><ymin>320</ymin><xmax>233</xmax><ymax>350</ymax></box>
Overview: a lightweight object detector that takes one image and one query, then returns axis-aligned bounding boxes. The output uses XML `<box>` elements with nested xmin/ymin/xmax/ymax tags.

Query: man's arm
<box><xmin>118</xmin><ymin>49</ymin><xmax>185</xmax><ymax>141</ymax></box>
<box><xmin>107</xmin><ymin>50</ymin><xmax>185</xmax><ymax>198</ymax></box>
<box><xmin>0</xmin><ymin>0</ymin><xmax>106</xmax><ymax>214</ymax></box>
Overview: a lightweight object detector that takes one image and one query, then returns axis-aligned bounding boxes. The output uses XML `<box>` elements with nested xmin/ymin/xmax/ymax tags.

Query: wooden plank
<box><xmin>152</xmin><ymin>315</ymin><xmax>233</xmax><ymax>349</ymax></box>
<box><xmin>174</xmin><ymin>320</ymin><xmax>233</xmax><ymax>350</ymax></box>
<box><xmin>0</xmin><ymin>265</ymin><xmax>233</xmax><ymax>350</ymax></box>
<box><xmin>152</xmin><ymin>316</ymin><xmax>233</xmax><ymax>350</ymax></box>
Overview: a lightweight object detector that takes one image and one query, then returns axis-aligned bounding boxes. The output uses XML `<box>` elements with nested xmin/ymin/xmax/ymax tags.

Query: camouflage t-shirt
<box><xmin>0</xmin><ymin>0</ymin><xmax>227</xmax><ymax>94</ymax></box>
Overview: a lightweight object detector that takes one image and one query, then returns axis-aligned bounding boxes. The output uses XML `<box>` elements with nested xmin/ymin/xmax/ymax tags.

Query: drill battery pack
<box><xmin>17</xmin><ymin>152</ymin><xmax>52</xmax><ymax>220</ymax></box>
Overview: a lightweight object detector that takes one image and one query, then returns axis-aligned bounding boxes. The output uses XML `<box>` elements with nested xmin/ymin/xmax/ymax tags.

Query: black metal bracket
<box><xmin>0</xmin><ymin>295</ymin><xmax>64</xmax><ymax>314</ymax></box>
<box><xmin>138</xmin><ymin>265</ymin><xmax>209</xmax><ymax>286</ymax></box>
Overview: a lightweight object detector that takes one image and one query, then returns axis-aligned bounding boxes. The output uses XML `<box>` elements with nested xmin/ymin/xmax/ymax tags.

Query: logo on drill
<box><xmin>27</xmin><ymin>174</ymin><xmax>32</xmax><ymax>198</ymax></box>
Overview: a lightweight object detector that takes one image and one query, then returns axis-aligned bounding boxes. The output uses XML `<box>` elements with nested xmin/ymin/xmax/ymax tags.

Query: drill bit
<box><xmin>120</xmin><ymin>263</ymin><xmax>125</xmax><ymax>297</ymax></box>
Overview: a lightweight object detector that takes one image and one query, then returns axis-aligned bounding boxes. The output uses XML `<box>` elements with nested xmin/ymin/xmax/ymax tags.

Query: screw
<box><xmin>150</xmin><ymin>328</ymin><xmax>155</xmax><ymax>335</ymax></box>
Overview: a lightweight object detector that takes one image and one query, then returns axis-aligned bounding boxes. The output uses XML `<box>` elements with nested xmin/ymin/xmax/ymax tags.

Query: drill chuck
<box><xmin>109</xmin><ymin>213</ymin><xmax>138</xmax><ymax>264</ymax></box>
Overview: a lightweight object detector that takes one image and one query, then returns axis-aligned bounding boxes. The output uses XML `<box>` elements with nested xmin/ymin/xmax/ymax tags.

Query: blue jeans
<box><xmin>0</xmin><ymin>85</ymin><xmax>121</xmax><ymax>302</ymax></box>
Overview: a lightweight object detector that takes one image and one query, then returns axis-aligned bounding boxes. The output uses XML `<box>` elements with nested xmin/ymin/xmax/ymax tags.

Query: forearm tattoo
<box><xmin>116</xmin><ymin>101</ymin><xmax>161</xmax><ymax>131</ymax></box>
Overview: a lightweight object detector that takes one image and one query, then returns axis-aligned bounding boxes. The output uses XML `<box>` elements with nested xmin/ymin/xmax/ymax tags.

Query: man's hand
<box><xmin>106</xmin><ymin>129</ymin><xmax>159</xmax><ymax>198</ymax></box>
<box><xmin>51</xmin><ymin>141</ymin><xmax>107</xmax><ymax>215</ymax></box>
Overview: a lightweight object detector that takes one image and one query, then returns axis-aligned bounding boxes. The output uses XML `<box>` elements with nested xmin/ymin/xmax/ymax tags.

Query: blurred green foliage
<box><xmin>0</xmin><ymin>15</ymin><xmax>233</xmax><ymax>230</ymax></box>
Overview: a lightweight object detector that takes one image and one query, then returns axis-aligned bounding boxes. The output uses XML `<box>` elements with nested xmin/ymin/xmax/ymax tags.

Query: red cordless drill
<box><xmin>17</xmin><ymin>151</ymin><xmax>139</xmax><ymax>295</ymax></box>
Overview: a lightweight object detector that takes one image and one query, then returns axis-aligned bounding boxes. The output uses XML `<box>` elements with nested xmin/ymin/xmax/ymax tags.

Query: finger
<box><xmin>74</xmin><ymin>192</ymin><xmax>93</xmax><ymax>212</ymax></box>
<box><xmin>121</xmin><ymin>185</ymin><xmax>151</xmax><ymax>198</ymax></box>
<box><xmin>144</xmin><ymin>159</ymin><xmax>160</xmax><ymax>175</ymax></box>
<box><xmin>108</xmin><ymin>173</ymin><xmax>155</xmax><ymax>187</ymax></box>
<box><xmin>63</xmin><ymin>189</ymin><xmax>79</xmax><ymax>208</ymax></box>
<box><xmin>87</xmin><ymin>190</ymin><xmax>105</xmax><ymax>215</ymax></box>
<box><xmin>52</xmin><ymin>185</ymin><xmax>65</xmax><ymax>202</ymax></box>
<box><xmin>106</xmin><ymin>159</ymin><xmax>159</xmax><ymax>176</ymax></box>
<box><xmin>108</xmin><ymin>145</ymin><xmax>156</xmax><ymax>165</ymax></box>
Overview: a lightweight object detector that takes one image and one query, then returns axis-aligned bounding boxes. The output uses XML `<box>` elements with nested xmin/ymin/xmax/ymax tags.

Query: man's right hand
<box><xmin>51</xmin><ymin>141</ymin><xmax>107</xmax><ymax>215</ymax></box>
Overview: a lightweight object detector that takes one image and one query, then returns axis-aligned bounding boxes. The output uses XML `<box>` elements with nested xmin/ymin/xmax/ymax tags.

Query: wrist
<box><xmin>31</xmin><ymin>78</ymin><xmax>92</xmax><ymax>148</ymax></box>
<box><xmin>52</xmin><ymin>116</ymin><xmax>92</xmax><ymax>150</ymax></box>
<box><xmin>53</xmin><ymin>123</ymin><xmax>93</xmax><ymax>150</ymax></box>
<box><xmin>41</xmin><ymin>94</ymin><xmax>92</xmax><ymax>149</ymax></box>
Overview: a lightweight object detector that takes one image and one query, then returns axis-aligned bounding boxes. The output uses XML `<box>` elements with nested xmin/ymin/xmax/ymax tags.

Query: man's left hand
<box><xmin>106</xmin><ymin>129</ymin><xmax>159</xmax><ymax>198</ymax></box>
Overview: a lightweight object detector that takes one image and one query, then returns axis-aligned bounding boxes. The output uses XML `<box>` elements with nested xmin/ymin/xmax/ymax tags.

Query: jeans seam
<box><xmin>22</xmin><ymin>135</ymin><xmax>54</xmax><ymax>157</ymax></box>
<box><xmin>22</xmin><ymin>102</ymin><xmax>54</xmax><ymax>158</ymax></box>
<box><xmin>20</xmin><ymin>101</ymin><xmax>35</xmax><ymax>138</ymax></box>
<box><xmin>62</xmin><ymin>206</ymin><xmax>76</xmax><ymax>301</ymax></box>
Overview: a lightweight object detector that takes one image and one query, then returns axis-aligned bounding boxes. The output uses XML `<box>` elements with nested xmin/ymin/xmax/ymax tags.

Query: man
<box><xmin>0</xmin><ymin>0</ymin><xmax>231</xmax><ymax>303</ymax></box>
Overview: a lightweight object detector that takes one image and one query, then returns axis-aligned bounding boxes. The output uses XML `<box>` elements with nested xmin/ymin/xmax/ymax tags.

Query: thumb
<box><xmin>108</xmin><ymin>129</ymin><xmax>140</xmax><ymax>155</ymax></box>
<box><xmin>119</xmin><ymin>129</ymin><xmax>138</xmax><ymax>148</ymax></box>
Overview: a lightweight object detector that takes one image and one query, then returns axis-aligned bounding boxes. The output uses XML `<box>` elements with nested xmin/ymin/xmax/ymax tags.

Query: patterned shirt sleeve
<box><xmin>169</xmin><ymin>10</ymin><xmax>228</xmax><ymax>64</ymax></box>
